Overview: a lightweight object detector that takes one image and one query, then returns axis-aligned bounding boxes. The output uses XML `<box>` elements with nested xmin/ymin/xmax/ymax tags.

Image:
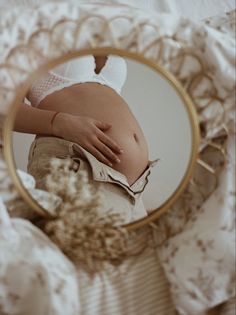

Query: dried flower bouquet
<box><xmin>42</xmin><ymin>157</ymin><xmax>133</xmax><ymax>272</ymax></box>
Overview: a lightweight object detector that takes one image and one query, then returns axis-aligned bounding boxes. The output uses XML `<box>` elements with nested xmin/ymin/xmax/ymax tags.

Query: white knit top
<box><xmin>27</xmin><ymin>55</ymin><xmax>127</xmax><ymax>107</ymax></box>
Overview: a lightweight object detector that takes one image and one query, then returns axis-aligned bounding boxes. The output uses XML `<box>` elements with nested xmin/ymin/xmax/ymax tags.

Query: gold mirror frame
<box><xmin>3</xmin><ymin>2</ymin><xmax>228</xmax><ymax>231</ymax></box>
<box><xmin>3</xmin><ymin>46</ymin><xmax>200</xmax><ymax>231</ymax></box>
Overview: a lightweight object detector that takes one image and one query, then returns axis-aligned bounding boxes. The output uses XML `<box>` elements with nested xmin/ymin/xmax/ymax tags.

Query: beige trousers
<box><xmin>27</xmin><ymin>137</ymin><xmax>158</xmax><ymax>225</ymax></box>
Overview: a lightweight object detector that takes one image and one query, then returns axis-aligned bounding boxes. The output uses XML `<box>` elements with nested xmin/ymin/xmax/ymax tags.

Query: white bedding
<box><xmin>165</xmin><ymin>0</ymin><xmax>235</xmax><ymax>21</ymax></box>
<box><xmin>0</xmin><ymin>0</ymin><xmax>235</xmax><ymax>21</ymax></box>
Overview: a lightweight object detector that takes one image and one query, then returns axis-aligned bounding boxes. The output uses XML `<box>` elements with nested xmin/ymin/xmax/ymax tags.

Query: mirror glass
<box><xmin>12</xmin><ymin>54</ymin><xmax>193</xmax><ymax>225</ymax></box>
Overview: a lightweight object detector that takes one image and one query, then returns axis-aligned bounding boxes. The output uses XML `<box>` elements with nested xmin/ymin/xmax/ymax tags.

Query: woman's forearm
<box><xmin>14</xmin><ymin>102</ymin><xmax>123</xmax><ymax>166</ymax></box>
<box><xmin>14</xmin><ymin>103</ymin><xmax>56</xmax><ymax>135</ymax></box>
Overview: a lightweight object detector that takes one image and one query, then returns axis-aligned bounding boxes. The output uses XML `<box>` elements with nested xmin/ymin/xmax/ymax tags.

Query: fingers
<box><xmin>82</xmin><ymin>119</ymin><xmax>124</xmax><ymax>166</ymax></box>
<box><xmin>97</xmin><ymin>129</ymin><xmax>123</xmax><ymax>154</ymax></box>
<box><xmin>95</xmin><ymin>141</ymin><xmax>121</xmax><ymax>164</ymax></box>
<box><xmin>87</xmin><ymin>145</ymin><xmax>114</xmax><ymax>167</ymax></box>
<box><xmin>95</xmin><ymin>120</ymin><xmax>111</xmax><ymax>131</ymax></box>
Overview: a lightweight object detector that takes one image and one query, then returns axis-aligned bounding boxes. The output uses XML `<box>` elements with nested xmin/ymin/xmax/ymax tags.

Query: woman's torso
<box><xmin>37</xmin><ymin>83</ymin><xmax>149</xmax><ymax>185</ymax></box>
<box><xmin>29</xmin><ymin>55</ymin><xmax>149</xmax><ymax>185</ymax></box>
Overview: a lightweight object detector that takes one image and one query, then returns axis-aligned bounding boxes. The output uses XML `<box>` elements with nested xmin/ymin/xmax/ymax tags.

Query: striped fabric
<box><xmin>75</xmin><ymin>228</ymin><xmax>177</xmax><ymax>315</ymax></box>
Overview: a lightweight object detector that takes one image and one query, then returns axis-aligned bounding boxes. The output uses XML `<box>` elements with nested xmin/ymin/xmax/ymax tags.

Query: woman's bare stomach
<box><xmin>37</xmin><ymin>83</ymin><xmax>149</xmax><ymax>185</ymax></box>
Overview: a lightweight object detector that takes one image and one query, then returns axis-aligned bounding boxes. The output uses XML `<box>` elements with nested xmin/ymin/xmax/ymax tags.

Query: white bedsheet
<box><xmin>1</xmin><ymin>0</ymin><xmax>235</xmax><ymax>21</ymax></box>
<box><xmin>126</xmin><ymin>0</ymin><xmax>236</xmax><ymax>21</ymax></box>
<box><xmin>166</xmin><ymin>0</ymin><xmax>235</xmax><ymax>21</ymax></box>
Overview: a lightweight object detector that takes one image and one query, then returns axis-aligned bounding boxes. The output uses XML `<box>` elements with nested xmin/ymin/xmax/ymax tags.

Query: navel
<box><xmin>133</xmin><ymin>132</ymin><xmax>139</xmax><ymax>143</ymax></box>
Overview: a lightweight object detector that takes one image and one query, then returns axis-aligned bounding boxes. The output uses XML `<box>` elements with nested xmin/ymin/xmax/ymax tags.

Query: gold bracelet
<box><xmin>50</xmin><ymin>111</ymin><xmax>60</xmax><ymax>135</ymax></box>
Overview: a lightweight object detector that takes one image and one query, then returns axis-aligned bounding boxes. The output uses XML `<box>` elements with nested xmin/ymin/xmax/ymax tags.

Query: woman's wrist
<box><xmin>50</xmin><ymin>112</ymin><xmax>60</xmax><ymax>134</ymax></box>
<box><xmin>51</xmin><ymin>112</ymin><xmax>65</xmax><ymax>137</ymax></box>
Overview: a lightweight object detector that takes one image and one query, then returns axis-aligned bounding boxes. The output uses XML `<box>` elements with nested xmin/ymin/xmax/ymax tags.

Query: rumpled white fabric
<box><xmin>16</xmin><ymin>169</ymin><xmax>62</xmax><ymax>215</ymax></box>
<box><xmin>0</xmin><ymin>199</ymin><xmax>176</xmax><ymax>315</ymax></box>
<box><xmin>0</xmin><ymin>198</ymin><xmax>80</xmax><ymax>315</ymax></box>
<box><xmin>2</xmin><ymin>169</ymin><xmax>62</xmax><ymax>220</ymax></box>
<box><xmin>155</xmin><ymin>133</ymin><xmax>235</xmax><ymax>315</ymax></box>
<box><xmin>167</xmin><ymin>0</ymin><xmax>235</xmax><ymax>21</ymax></box>
<box><xmin>1</xmin><ymin>0</ymin><xmax>234</xmax><ymax>20</ymax></box>
<box><xmin>0</xmin><ymin>0</ymin><xmax>173</xmax><ymax>13</ymax></box>
<box><xmin>153</xmin><ymin>10</ymin><xmax>236</xmax><ymax>315</ymax></box>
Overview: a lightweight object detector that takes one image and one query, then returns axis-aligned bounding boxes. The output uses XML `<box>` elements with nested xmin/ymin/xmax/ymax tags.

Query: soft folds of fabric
<box><xmin>27</xmin><ymin>136</ymin><xmax>159</xmax><ymax>224</ymax></box>
<box><xmin>0</xmin><ymin>198</ymin><xmax>80</xmax><ymax>315</ymax></box>
<box><xmin>155</xmin><ymin>133</ymin><xmax>236</xmax><ymax>315</ymax></box>
<box><xmin>0</xmin><ymin>197</ymin><xmax>177</xmax><ymax>315</ymax></box>
<box><xmin>27</xmin><ymin>55</ymin><xmax>127</xmax><ymax>107</ymax></box>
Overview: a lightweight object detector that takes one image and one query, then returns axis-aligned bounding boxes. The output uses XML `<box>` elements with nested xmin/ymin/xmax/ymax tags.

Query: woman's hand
<box><xmin>52</xmin><ymin>112</ymin><xmax>123</xmax><ymax>167</ymax></box>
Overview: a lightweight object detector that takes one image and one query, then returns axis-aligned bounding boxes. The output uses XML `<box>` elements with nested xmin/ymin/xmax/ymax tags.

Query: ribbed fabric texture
<box><xmin>75</xmin><ymin>231</ymin><xmax>177</xmax><ymax>315</ymax></box>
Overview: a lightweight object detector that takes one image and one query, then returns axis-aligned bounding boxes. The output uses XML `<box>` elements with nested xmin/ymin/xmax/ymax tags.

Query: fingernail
<box><xmin>109</xmin><ymin>162</ymin><xmax>113</xmax><ymax>167</ymax></box>
<box><xmin>119</xmin><ymin>149</ymin><xmax>124</xmax><ymax>153</ymax></box>
<box><xmin>116</xmin><ymin>158</ymin><xmax>120</xmax><ymax>163</ymax></box>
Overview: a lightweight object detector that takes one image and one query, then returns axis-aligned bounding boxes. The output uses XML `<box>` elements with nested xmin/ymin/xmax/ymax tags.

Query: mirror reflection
<box><xmin>12</xmin><ymin>54</ymin><xmax>192</xmax><ymax>225</ymax></box>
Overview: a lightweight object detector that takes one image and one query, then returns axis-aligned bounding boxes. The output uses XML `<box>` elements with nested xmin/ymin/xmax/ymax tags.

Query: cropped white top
<box><xmin>27</xmin><ymin>55</ymin><xmax>127</xmax><ymax>107</ymax></box>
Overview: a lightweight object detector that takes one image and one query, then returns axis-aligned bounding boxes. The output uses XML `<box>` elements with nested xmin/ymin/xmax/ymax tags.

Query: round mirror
<box><xmin>5</xmin><ymin>49</ymin><xmax>200</xmax><ymax>230</ymax></box>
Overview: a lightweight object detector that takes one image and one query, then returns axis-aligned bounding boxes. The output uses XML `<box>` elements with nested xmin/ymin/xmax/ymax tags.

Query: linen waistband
<box><xmin>29</xmin><ymin>136</ymin><xmax>159</xmax><ymax>198</ymax></box>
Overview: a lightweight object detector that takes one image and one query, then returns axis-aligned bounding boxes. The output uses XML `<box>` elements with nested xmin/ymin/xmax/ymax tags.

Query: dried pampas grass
<box><xmin>42</xmin><ymin>157</ymin><xmax>133</xmax><ymax>272</ymax></box>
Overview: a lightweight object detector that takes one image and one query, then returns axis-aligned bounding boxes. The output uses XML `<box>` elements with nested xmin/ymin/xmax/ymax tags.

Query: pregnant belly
<box><xmin>105</xmin><ymin>126</ymin><xmax>149</xmax><ymax>185</ymax></box>
<box><xmin>37</xmin><ymin>83</ymin><xmax>149</xmax><ymax>185</ymax></box>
